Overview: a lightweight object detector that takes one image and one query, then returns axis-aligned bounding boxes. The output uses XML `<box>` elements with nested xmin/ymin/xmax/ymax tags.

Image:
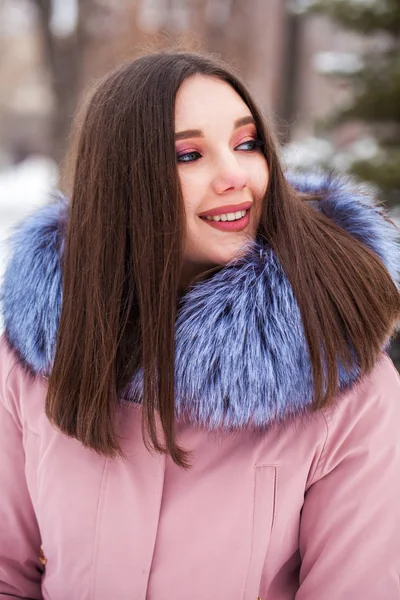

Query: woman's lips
<box><xmin>199</xmin><ymin>201</ymin><xmax>252</xmax><ymax>218</ymax></box>
<box><xmin>200</xmin><ymin>208</ymin><xmax>251</xmax><ymax>232</ymax></box>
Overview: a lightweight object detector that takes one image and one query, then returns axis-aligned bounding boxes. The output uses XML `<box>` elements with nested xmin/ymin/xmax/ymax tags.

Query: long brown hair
<box><xmin>46</xmin><ymin>51</ymin><xmax>400</xmax><ymax>467</ymax></box>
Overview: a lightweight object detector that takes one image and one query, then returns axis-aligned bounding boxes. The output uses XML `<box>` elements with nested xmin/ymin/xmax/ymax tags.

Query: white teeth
<box><xmin>207</xmin><ymin>209</ymin><xmax>247</xmax><ymax>222</ymax></box>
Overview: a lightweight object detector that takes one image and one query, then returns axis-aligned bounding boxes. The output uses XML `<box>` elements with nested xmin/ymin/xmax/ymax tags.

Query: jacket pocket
<box><xmin>242</xmin><ymin>465</ymin><xmax>277</xmax><ymax>600</ymax></box>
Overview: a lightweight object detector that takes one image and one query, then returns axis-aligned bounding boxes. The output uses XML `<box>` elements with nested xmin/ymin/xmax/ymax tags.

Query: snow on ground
<box><xmin>0</xmin><ymin>156</ymin><xmax>58</xmax><ymax>331</ymax></box>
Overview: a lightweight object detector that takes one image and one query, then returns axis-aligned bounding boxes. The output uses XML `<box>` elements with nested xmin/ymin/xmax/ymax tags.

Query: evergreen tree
<box><xmin>310</xmin><ymin>0</ymin><xmax>400</xmax><ymax>206</ymax></box>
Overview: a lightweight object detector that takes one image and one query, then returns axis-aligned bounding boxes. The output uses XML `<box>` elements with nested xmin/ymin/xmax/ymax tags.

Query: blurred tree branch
<box><xmin>330</xmin><ymin>54</ymin><xmax>400</xmax><ymax>126</ymax></box>
<box><xmin>310</xmin><ymin>0</ymin><xmax>400</xmax><ymax>36</ymax></box>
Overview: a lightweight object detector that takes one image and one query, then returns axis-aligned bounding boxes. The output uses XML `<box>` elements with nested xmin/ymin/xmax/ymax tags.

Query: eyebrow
<box><xmin>175</xmin><ymin>115</ymin><xmax>256</xmax><ymax>141</ymax></box>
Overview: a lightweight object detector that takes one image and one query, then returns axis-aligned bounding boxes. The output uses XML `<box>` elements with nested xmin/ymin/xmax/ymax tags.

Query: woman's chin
<box><xmin>181</xmin><ymin>240</ymin><xmax>253</xmax><ymax>286</ymax></box>
<box><xmin>214</xmin><ymin>240</ymin><xmax>253</xmax><ymax>265</ymax></box>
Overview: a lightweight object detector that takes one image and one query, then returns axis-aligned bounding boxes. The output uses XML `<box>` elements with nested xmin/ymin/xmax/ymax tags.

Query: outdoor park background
<box><xmin>0</xmin><ymin>0</ymin><xmax>399</xmax><ymax>366</ymax></box>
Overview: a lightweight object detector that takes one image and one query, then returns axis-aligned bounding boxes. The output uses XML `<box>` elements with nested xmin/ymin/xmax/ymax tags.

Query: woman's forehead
<box><xmin>175</xmin><ymin>75</ymin><xmax>252</xmax><ymax>131</ymax></box>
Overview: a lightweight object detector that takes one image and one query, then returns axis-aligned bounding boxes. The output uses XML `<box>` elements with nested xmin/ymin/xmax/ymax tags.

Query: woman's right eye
<box><xmin>177</xmin><ymin>151</ymin><xmax>202</xmax><ymax>163</ymax></box>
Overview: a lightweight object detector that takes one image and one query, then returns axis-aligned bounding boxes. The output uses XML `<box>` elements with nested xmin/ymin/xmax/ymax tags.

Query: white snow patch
<box><xmin>50</xmin><ymin>0</ymin><xmax>78</xmax><ymax>37</ymax></box>
<box><xmin>282</xmin><ymin>136</ymin><xmax>334</xmax><ymax>170</ymax></box>
<box><xmin>313</xmin><ymin>51</ymin><xmax>363</xmax><ymax>75</ymax></box>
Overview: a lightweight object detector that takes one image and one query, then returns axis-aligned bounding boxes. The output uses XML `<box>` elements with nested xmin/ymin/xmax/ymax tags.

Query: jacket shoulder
<box><xmin>0</xmin><ymin>333</ymin><xmax>45</xmax><ymax>428</ymax></box>
<box><xmin>315</xmin><ymin>354</ymin><xmax>400</xmax><ymax>481</ymax></box>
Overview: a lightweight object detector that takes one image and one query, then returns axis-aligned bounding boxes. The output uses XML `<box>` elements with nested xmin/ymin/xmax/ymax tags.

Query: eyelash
<box><xmin>176</xmin><ymin>138</ymin><xmax>264</xmax><ymax>164</ymax></box>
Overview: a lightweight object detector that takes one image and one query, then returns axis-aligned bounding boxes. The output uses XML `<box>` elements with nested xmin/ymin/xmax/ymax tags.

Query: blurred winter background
<box><xmin>0</xmin><ymin>0</ymin><xmax>399</xmax><ymax>365</ymax></box>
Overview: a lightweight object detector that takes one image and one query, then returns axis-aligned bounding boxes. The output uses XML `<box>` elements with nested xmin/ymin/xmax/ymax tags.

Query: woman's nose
<box><xmin>212</xmin><ymin>153</ymin><xmax>248</xmax><ymax>195</ymax></box>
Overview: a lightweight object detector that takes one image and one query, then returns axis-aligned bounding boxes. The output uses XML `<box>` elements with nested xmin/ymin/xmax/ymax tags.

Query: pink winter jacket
<box><xmin>1</xmin><ymin>337</ymin><xmax>400</xmax><ymax>599</ymax></box>
<box><xmin>1</xmin><ymin>174</ymin><xmax>400</xmax><ymax>599</ymax></box>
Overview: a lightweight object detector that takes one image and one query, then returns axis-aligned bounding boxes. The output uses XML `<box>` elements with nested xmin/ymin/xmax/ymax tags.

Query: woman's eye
<box><xmin>177</xmin><ymin>151</ymin><xmax>202</xmax><ymax>163</ymax></box>
<box><xmin>236</xmin><ymin>139</ymin><xmax>262</xmax><ymax>152</ymax></box>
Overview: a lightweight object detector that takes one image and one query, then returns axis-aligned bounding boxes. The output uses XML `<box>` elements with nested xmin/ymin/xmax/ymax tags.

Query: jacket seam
<box><xmin>307</xmin><ymin>410</ymin><xmax>330</xmax><ymax>486</ymax></box>
<box><xmin>89</xmin><ymin>458</ymin><xmax>109</xmax><ymax>600</ymax></box>
<box><xmin>241</xmin><ymin>464</ymin><xmax>277</xmax><ymax>599</ymax></box>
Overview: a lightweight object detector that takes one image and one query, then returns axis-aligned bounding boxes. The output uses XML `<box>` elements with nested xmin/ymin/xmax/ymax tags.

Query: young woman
<box><xmin>1</xmin><ymin>51</ymin><xmax>400</xmax><ymax>600</ymax></box>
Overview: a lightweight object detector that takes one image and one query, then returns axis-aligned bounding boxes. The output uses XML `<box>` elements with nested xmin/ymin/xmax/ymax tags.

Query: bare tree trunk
<box><xmin>32</xmin><ymin>0</ymin><xmax>92</xmax><ymax>165</ymax></box>
<box><xmin>279</xmin><ymin>6</ymin><xmax>303</xmax><ymax>144</ymax></box>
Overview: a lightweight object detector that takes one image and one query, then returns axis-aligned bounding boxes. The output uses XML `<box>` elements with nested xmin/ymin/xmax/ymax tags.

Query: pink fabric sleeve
<box><xmin>0</xmin><ymin>340</ymin><xmax>43</xmax><ymax>599</ymax></box>
<box><xmin>297</xmin><ymin>355</ymin><xmax>400</xmax><ymax>599</ymax></box>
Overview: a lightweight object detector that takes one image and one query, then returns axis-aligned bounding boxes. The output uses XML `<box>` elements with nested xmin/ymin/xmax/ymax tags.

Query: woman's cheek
<box><xmin>180</xmin><ymin>181</ymin><xmax>201</xmax><ymax>219</ymax></box>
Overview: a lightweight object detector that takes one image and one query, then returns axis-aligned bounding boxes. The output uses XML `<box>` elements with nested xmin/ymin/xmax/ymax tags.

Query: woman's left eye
<box><xmin>235</xmin><ymin>139</ymin><xmax>261</xmax><ymax>152</ymax></box>
<box><xmin>177</xmin><ymin>151</ymin><xmax>202</xmax><ymax>163</ymax></box>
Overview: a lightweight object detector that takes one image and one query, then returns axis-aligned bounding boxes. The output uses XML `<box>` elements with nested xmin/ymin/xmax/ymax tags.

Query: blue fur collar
<box><xmin>1</xmin><ymin>174</ymin><xmax>399</xmax><ymax>428</ymax></box>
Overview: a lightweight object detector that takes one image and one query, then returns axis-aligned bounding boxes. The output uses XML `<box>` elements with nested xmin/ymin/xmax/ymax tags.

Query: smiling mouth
<box><xmin>203</xmin><ymin>209</ymin><xmax>248</xmax><ymax>223</ymax></box>
<box><xmin>200</xmin><ymin>207</ymin><xmax>251</xmax><ymax>232</ymax></box>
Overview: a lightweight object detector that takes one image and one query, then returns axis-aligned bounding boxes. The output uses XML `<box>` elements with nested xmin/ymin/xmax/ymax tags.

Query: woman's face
<box><xmin>175</xmin><ymin>74</ymin><xmax>269</xmax><ymax>285</ymax></box>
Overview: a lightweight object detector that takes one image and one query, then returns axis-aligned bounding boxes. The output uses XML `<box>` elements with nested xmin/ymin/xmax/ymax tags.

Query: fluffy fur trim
<box><xmin>1</xmin><ymin>174</ymin><xmax>399</xmax><ymax>428</ymax></box>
